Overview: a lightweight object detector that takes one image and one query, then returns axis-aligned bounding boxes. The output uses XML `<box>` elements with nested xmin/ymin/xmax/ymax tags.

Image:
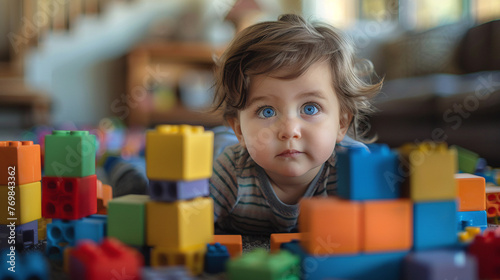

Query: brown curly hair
<box><xmin>212</xmin><ymin>14</ymin><xmax>382</xmax><ymax>141</ymax></box>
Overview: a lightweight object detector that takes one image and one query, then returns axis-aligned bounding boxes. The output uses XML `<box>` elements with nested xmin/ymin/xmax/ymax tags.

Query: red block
<box><xmin>0</xmin><ymin>141</ymin><xmax>41</xmax><ymax>185</ymax></box>
<box><xmin>468</xmin><ymin>230</ymin><xmax>500</xmax><ymax>279</ymax></box>
<box><xmin>42</xmin><ymin>175</ymin><xmax>97</xmax><ymax>220</ymax></box>
<box><xmin>70</xmin><ymin>238</ymin><xmax>143</xmax><ymax>280</ymax></box>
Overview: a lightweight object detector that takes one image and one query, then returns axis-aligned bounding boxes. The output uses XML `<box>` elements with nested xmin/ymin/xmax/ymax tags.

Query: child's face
<box><xmin>230</xmin><ymin>60</ymin><xmax>350</xmax><ymax>180</ymax></box>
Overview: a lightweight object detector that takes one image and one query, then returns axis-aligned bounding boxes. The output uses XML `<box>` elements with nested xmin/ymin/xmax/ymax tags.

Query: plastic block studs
<box><xmin>146</xmin><ymin>125</ymin><xmax>213</xmax><ymax>181</ymax></box>
<box><xmin>44</xmin><ymin>130</ymin><xmax>96</xmax><ymax>177</ymax></box>
<box><xmin>0</xmin><ymin>181</ymin><xmax>41</xmax><ymax>225</ymax></box>
<box><xmin>485</xmin><ymin>186</ymin><xmax>500</xmax><ymax>218</ymax></box>
<box><xmin>148</xmin><ymin>179</ymin><xmax>209</xmax><ymax>202</ymax></box>
<box><xmin>69</xmin><ymin>238</ymin><xmax>144</xmax><ymax>280</ymax></box>
<box><xmin>413</xmin><ymin>200</ymin><xmax>458</xmax><ymax>250</ymax></box>
<box><xmin>398</xmin><ymin>142</ymin><xmax>457</xmax><ymax>201</ymax></box>
<box><xmin>337</xmin><ymin>144</ymin><xmax>400</xmax><ymax>200</ymax></box>
<box><xmin>299</xmin><ymin>197</ymin><xmax>362</xmax><ymax>255</ymax></box>
<box><xmin>107</xmin><ymin>194</ymin><xmax>150</xmax><ymax>246</ymax></box>
<box><xmin>42</xmin><ymin>175</ymin><xmax>97</xmax><ymax>220</ymax></box>
<box><xmin>212</xmin><ymin>235</ymin><xmax>243</xmax><ymax>258</ymax></box>
<box><xmin>0</xmin><ymin>141</ymin><xmax>41</xmax><ymax>185</ymax></box>
<box><xmin>362</xmin><ymin>199</ymin><xmax>413</xmax><ymax>252</ymax></box>
<box><xmin>146</xmin><ymin>197</ymin><xmax>213</xmax><ymax>251</ymax></box>
<box><xmin>270</xmin><ymin>233</ymin><xmax>301</xmax><ymax>253</ymax></box>
<box><xmin>204</xmin><ymin>243</ymin><xmax>230</xmax><ymax>274</ymax></box>
<box><xmin>403</xmin><ymin>250</ymin><xmax>477</xmax><ymax>280</ymax></box>
<box><xmin>226</xmin><ymin>248</ymin><xmax>300</xmax><ymax>280</ymax></box>
<box><xmin>46</xmin><ymin>219</ymin><xmax>77</xmax><ymax>260</ymax></box>
<box><xmin>456</xmin><ymin>173</ymin><xmax>486</xmax><ymax>211</ymax></box>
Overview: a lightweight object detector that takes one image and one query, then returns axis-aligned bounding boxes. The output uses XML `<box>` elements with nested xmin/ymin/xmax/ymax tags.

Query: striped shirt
<box><xmin>210</xmin><ymin>144</ymin><xmax>340</xmax><ymax>234</ymax></box>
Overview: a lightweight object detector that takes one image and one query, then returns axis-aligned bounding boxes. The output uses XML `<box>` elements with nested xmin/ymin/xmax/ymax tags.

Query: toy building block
<box><xmin>475</xmin><ymin>167</ymin><xmax>499</xmax><ymax>185</ymax></box>
<box><xmin>299</xmin><ymin>197</ymin><xmax>361</xmax><ymax>255</ymax></box>
<box><xmin>486</xmin><ymin>186</ymin><xmax>500</xmax><ymax>218</ymax></box>
<box><xmin>151</xmin><ymin>244</ymin><xmax>206</xmax><ymax>275</ymax></box>
<box><xmin>63</xmin><ymin>247</ymin><xmax>73</xmax><ymax>273</ymax></box>
<box><xmin>456</xmin><ymin>210</ymin><xmax>487</xmax><ymax>232</ymax></box>
<box><xmin>468</xmin><ymin>230</ymin><xmax>500</xmax><ymax>279</ymax></box>
<box><xmin>451</xmin><ymin>145</ymin><xmax>479</xmax><ymax>174</ymax></box>
<box><xmin>403</xmin><ymin>250</ymin><xmax>477</xmax><ymax>280</ymax></box>
<box><xmin>398</xmin><ymin>142</ymin><xmax>457</xmax><ymax>201</ymax></box>
<box><xmin>475</xmin><ymin>157</ymin><xmax>487</xmax><ymax>173</ymax></box>
<box><xmin>0</xmin><ymin>141</ymin><xmax>41</xmax><ymax>185</ymax></box>
<box><xmin>142</xmin><ymin>266</ymin><xmax>194</xmax><ymax>280</ymax></box>
<box><xmin>37</xmin><ymin>217</ymin><xmax>51</xmax><ymax>240</ymax></box>
<box><xmin>46</xmin><ymin>219</ymin><xmax>77</xmax><ymax>260</ymax></box>
<box><xmin>0</xmin><ymin>251</ymin><xmax>49</xmax><ymax>280</ymax></box>
<box><xmin>96</xmin><ymin>181</ymin><xmax>112</xmax><ymax>207</ymax></box>
<box><xmin>458</xmin><ymin>226</ymin><xmax>481</xmax><ymax>243</ymax></box>
<box><xmin>270</xmin><ymin>233</ymin><xmax>301</xmax><ymax>253</ymax></box>
<box><xmin>281</xmin><ymin>240</ymin><xmax>407</xmax><ymax>280</ymax></box>
<box><xmin>0</xmin><ymin>219</ymin><xmax>38</xmax><ymax>250</ymax></box>
<box><xmin>74</xmin><ymin>214</ymin><xmax>107</xmax><ymax>244</ymax></box>
<box><xmin>146</xmin><ymin>125</ymin><xmax>213</xmax><ymax>181</ymax></box>
<box><xmin>226</xmin><ymin>248</ymin><xmax>300</xmax><ymax>280</ymax></box>
<box><xmin>42</xmin><ymin>175</ymin><xmax>97</xmax><ymax>220</ymax></box>
<box><xmin>148</xmin><ymin>179</ymin><xmax>209</xmax><ymax>202</ymax></box>
<box><xmin>107</xmin><ymin>194</ymin><xmax>150</xmax><ymax>246</ymax></box>
<box><xmin>337</xmin><ymin>144</ymin><xmax>400</xmax><ymax>200</ymax></box>
<box><xmin>212</xmin><ymin>235</ymin><xmax>243</xmax><ymax>258</ymax></box>
<box><xmin>455</xmin><ymin>173</ymin><xmax>486</xmax><ymax>211</ymax></box>
<box><xmin>97</xmin><ymin>199</ymin><xmax>106</xmax><ymax>215</ymax></box>
<box><xmin>146</xmin><ymin>197</ymin><xmax>213</xmax><ymax>250</ymax></box>
<box><xmin>69</xmin><ymin>238</ymin><xmax>144</xmax><ymax>280</ymax></box>
<box><xmin>44</xmin><ymin>130</ymin><xmax>96</xmax><ymax>177</ymax></box>
<box><xmin>413</xmin><ymin>200</ymin><xmax>458</xmax><ymax>251</ymax></box>
<box><xmin>362</xmin><ymin>199</ymin><xmax>413</xmax><ymax>252</ymax></box>
<box><xmin>204</xmin><ymin>243</ymin><xmax>230</xmax><ymax>274</ymax></box>
<box><xmin>0</xmin><ymin>181</ymin><xmax>41</xmax><ymax>225</ymax></box>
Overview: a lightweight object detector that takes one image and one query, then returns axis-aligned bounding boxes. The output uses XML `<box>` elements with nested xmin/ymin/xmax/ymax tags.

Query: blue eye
<box><xmin>257</xmin><ymin>107</ymin><xmax>276</xmax><ymax>118</ymax></box>
<box><xmin>302</xmin><ymin>104</ymin><xmax>319</xmax><ymax>115</ymax></box>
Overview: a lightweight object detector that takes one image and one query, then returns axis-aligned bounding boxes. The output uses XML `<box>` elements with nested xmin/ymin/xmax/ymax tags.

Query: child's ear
<box><xmin>228</xmin><ymin>117</ymin><xmax>246</xmax><ymax>148</ymax></box>
<box><xmin>336</xmin><ymin>112</ymin><xmax>352</xmax><ymax>143</ymax></box>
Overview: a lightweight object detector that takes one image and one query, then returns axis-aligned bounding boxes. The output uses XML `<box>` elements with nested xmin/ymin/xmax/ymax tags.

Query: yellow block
<box><xmin>146</xmin><ymin>197</ymin><xmax>214</xmax><ymax>250</ymax></box>
<box><xmin>0</xmin><ymin>182</ymin><xmax>41</xmax><ymax>225</ymax></box>
<box><xmin>151</xmin><ymin>244</ymin><xmax>206</xmax><ymax>275</ymax></box>
<box><xmin>37</xmin><ymin>217</ymin><xmax>52</xmax><ymax>240</ymax></box>
<box><xmin>398</xmin><ymin>142</ymin><xmax>457</xmax><ymax>201</ymax></box>
<box><xmin>146</xmin><ymin>125</ymin><xmax>214</xmax><ymax>181</ymax></box>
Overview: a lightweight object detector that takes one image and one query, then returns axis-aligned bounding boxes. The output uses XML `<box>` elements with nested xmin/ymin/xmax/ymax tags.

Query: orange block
<box><xmin>212</xmin><ymin>235</ymin><xmax>242</xmax><ymax>258</ymax></box>
<box><xmin>362</xmin><ymin>199</ymin><xmax>413</xmax><ymax>252</ymax></box>
<box><xmin>299</xmin><ymin>197</ymin><xmax>362</xmax><ymax>255</ymax></box>
<box><xmin>456</xmin><ymin>174</ymin><xmax>486</xmax><ymax>211</ymax></box>
<box><xmin>0</xmin><ymin>141</ymin><xmax>41</xmax><ymax>185</ymax></box>
<box><xmin>96</xmin><ymin>180</ymin><xmax>113</xmax><ymax>207</ymax></box>
<box><xmin>270</xmin><ymin>233</ymin><xmax>301</xmax><ymax>252</ymax></box>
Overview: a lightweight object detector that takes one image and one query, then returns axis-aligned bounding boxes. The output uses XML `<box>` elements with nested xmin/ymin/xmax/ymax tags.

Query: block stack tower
<box><xmin>41</xmin><ymin>131</ymin><xmax>100</xmax><ymax>259</ymax></box>
<box><xmin>273</xmin><ymin>142</ymin><xmax>479</xmax><ymax>280</ymax></box>
<box><xmin>0</xmin><ymin>141</ymin><xmax>42</xmax><ymax>250</ymax></box>
<box><xmin>145</xmin><ymin>124</ymin><xmax>214</xmax><ymax>275</ymax></box>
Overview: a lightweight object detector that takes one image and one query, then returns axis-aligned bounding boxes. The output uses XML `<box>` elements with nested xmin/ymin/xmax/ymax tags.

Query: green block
<box><xmin>44</xmin><ymin>130</ymin><xmax>96</xmax><ymax>177</ymax></box>
<box><xmin>107</xmin><ymin>194</ymin><xmax>150</xmax><ymax>246</ymax></box>
<box><xmin>227</xmin><ymin>249</ymin><xmax>300</xmax><ymax>280</ymax></box>
<box><xmin>452</xmin><ymin>145</ymin><xmax>479</xmax><ymax>173</ymax></box>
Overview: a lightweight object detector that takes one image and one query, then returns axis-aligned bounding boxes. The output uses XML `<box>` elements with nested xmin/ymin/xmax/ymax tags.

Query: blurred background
<box><xmin>0</xmin><ymin>0</ymin><xmax>499</xmax><ymax>164</ymax></box>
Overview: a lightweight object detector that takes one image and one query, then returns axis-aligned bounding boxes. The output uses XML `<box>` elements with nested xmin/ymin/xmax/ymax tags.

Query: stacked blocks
<box><xmin>0</xmin><ymin>141</ymin><xmax>42</xmax><ymax>250</ymax></box>
<box><xmin>69</xmin><ymin>238</ymin><xmax>143</xmax><ymax>280</ymax></box>
<box><xmin>107</xmin><ymin>194</ymin><xmax>150</xmax><ymax>246</ymax></box>
<box><xmin>145</xmin><ymin>125</ymin><xmax>214</xmax><ymax>275</ymax></box>
<box><xmin>455</xmin><ymin>174</ymin><xmax>487</xmax><ymax>232</ymax></box>
<box><xmin>43</xmin><ymin>130</ymin><xmax>97</xmax><ymax>259</ymax></box>
<box><xmin>337</xmin><ymin>144</ymin><xmax>400</xmax><ymax>200</ymax></box>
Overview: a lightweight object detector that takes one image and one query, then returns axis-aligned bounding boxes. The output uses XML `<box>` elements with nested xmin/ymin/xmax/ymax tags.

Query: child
<box><xmin>209</xmin><ymin>14</ymin><xmax>382</xmax><ymax>234</ymax></box>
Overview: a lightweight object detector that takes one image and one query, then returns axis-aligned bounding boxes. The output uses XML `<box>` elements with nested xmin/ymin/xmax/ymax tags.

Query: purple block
<box><xmin>142</xmin><ymin>266</ymin><xmax>194</xmax><ymax>280</ymax></box>
<box><xmin>0</xmin><ymin>219</ymin><xmax>38</xmax><ymax>250</ymax></box>
<box><xmin>148</xmin><ymin>179</ymin><xmax>209</xmax><ymax>202</ymax></box>
<box><xmin>403</xmin><ymin>250</ymin><xmax>477</xmax><ymax>280</ymax></box>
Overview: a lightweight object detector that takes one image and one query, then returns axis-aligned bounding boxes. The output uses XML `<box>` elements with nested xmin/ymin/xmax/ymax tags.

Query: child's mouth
<box><xmin>277</xmin><ymin>149</ymin><xmax>301</xmax><ymax>157</ymax></box>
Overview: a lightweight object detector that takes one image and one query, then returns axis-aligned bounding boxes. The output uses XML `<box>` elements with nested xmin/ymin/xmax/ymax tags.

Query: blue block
<box><xmin>337</xmin><ymin>144</ymin><xmax>400</xmax><ymax>200</ymax></box>
<box><xmin>0</xmin><ymin>220</ymin><xmax>38</xmax><ymax>250</ymax></box>
<box><xmin>414</xmin><ymin>201</ymin><xmax>458</xmax><ymax>250</ymax></box>
<box><xmin>0</xmin><ymin>251</ymin><xmax>49</xmax><ymax>280</ymax></box>
<box><xmin>142</xmin><ymin>266</ymin><xmax>194</xmax><ymax>280</ymax></box>
<box><xmin>403</xmin><ymin>250</ymin><xmax>477</xmax><ymax>280</ymax></box>
<box><xmin>74</xmin><ymin>214</ymin><xmax>107</xmax><ymax>244</ymax></box>
<box><xmin>281</xmin><ymin>241</ymin><xmax>407</xmax><ymax>280</ymax></box>
<box><xmin>204</xmin><ymin>243</ymin><xmax>230</xmax><ymax>274</ymax></box>
<box><xmin>456</xmin><ymin>210</ymin><xmax>487</xmax><ymax>231</ymax></box>
<box><xmin>46</xmin><ymin>219</ymin><xmax>76</xmax><ymax>246</ymax></box>
<box><xmin>148</xmin><ymin>179</ymin><xmax>209</xmax><ymax>202</ymax></box>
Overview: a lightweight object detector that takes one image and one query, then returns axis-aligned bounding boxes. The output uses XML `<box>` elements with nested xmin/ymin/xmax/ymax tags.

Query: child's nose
<box><xmin>277</xmin><ymin>117</ymin><xmax>301</xmax><ymax>140</ymax></box>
